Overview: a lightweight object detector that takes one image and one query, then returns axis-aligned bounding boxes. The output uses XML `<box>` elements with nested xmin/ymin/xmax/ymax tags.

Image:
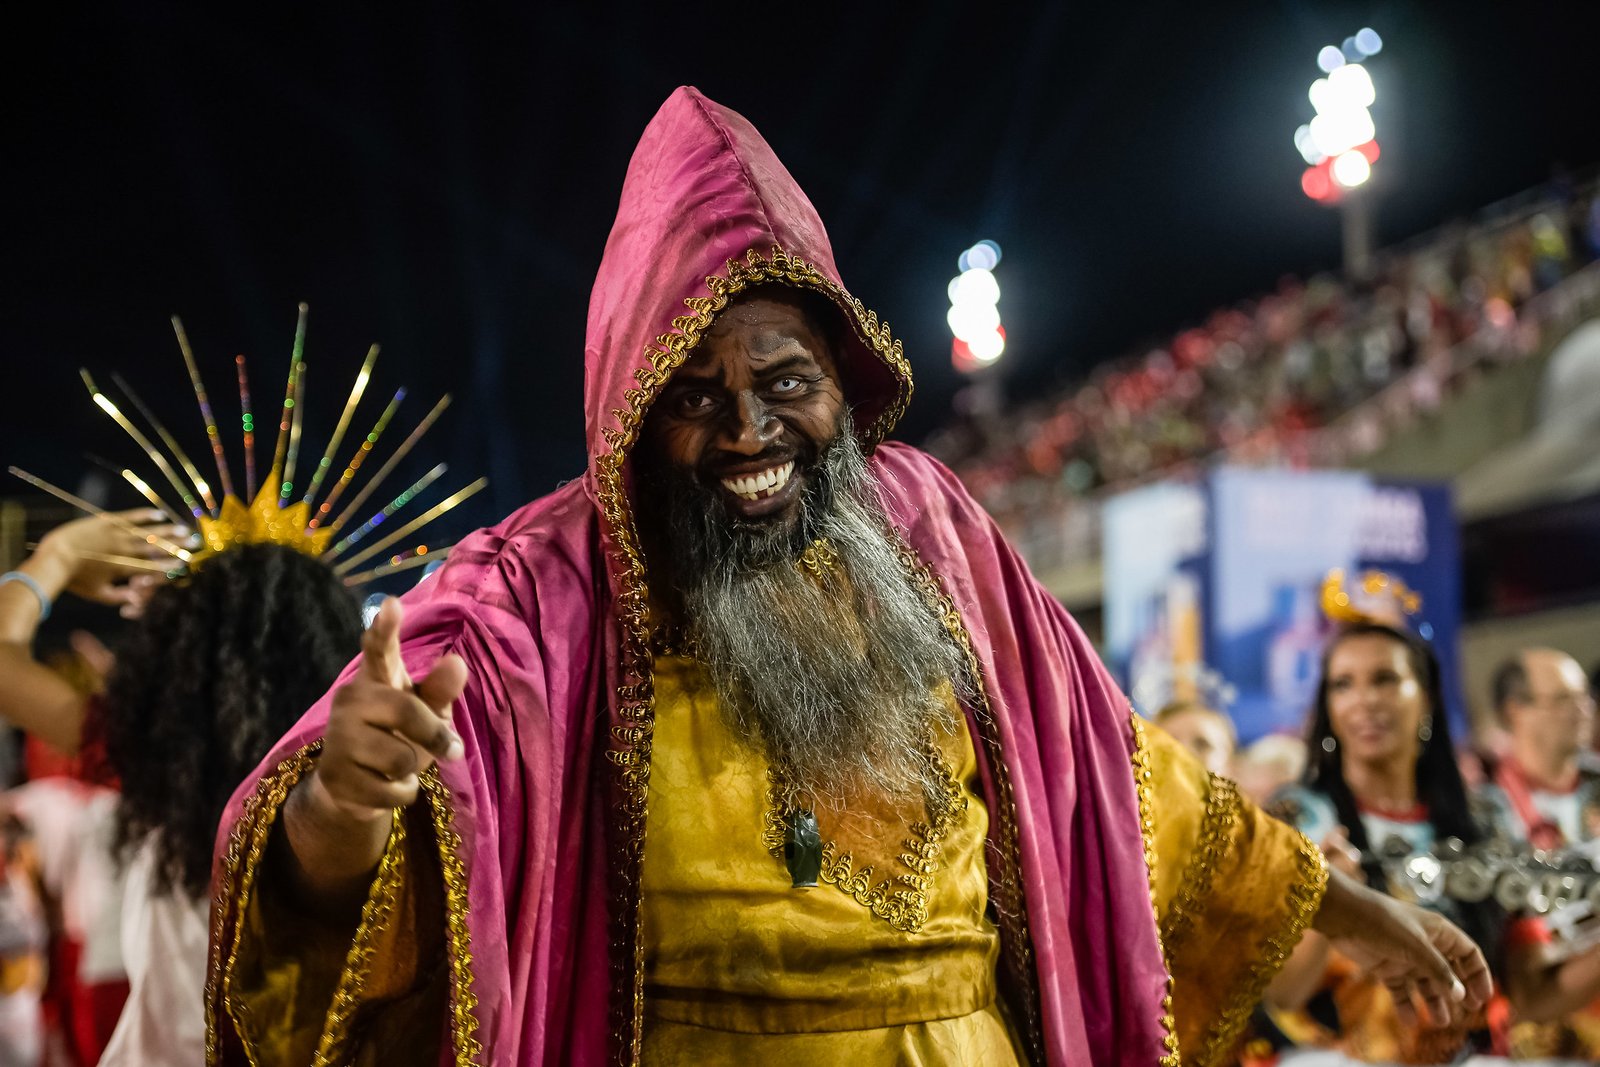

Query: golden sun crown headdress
<box><xmin>10</xmin><ymin>304</ymin><xmax>486</xmax><ymax>587</ymax></box>
<box><xmin>1320</xmin><ymin>567</ymin><xmax>1423</xmax><ymax>630</ymax></box>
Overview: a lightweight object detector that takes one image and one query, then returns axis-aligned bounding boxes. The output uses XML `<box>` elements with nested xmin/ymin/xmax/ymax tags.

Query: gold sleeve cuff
<box><xmin>206</xmin><ymin>745</ymin><xmax>459</xmax><ymax>1066</ymax></box>
<box><xmin>1133</xmin><ymin>716</ymin><xmax>1329</xmax><ymax>1067</ymax></box>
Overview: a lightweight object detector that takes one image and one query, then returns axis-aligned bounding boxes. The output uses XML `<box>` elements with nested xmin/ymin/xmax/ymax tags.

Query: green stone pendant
<box><xmin>785</xmin><ymin>808</ymin><xmax>822</xmax><ymax>888</ymax></box>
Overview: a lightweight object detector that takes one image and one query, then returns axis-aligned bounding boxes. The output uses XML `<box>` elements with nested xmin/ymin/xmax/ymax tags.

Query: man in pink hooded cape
<box><xmin>205</xmin><ymin>88</ymin><xmax>1489</xmax><ymax>1066</ymax></box>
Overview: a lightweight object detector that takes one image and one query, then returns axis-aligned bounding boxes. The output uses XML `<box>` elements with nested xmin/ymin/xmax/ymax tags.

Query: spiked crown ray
<box><xmin>11</xmin><ymin>304</ymin><xmax>484</xmax><ymax>586</ymax></box>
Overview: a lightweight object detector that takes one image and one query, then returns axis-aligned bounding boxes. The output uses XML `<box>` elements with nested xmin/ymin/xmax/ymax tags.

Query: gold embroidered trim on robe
<box><xmin>1131</xmin><ymin>714</ymin><xmax>1183</xmax><ymax>1067</ymax></box>
<box><xmin>1138</xmin><ymin>719</ymin><xmax>1329</xmax><ymax>1067</ymax></box>
<box><xmin>206</xmin><ymin>745</ymin><xmax>480</xmax><ymax>1066</ymax></box>
<box><xmin>759</xmin><ymin>722</ymin><xmax>970</xmax><ymax>934</ymax></box>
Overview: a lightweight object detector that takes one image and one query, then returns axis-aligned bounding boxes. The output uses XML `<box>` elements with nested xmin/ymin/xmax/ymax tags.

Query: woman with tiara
<box><xmin>1263</xmin><ymin>571</ymin><xmax>1600</xmax><ymax>1063</ymax></box>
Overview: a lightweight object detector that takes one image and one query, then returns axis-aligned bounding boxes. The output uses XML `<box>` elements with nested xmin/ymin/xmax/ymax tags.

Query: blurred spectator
<box><xmin>1591</xmin><ymin>657</ymin><xmax>1600</xmax><ymax>762</ymax></box>
<box><xmin>1478</xmin><ymin>648</ymin><xmax>1599</xmax><ymax>848</ymax></box>
<box><xmin>2</xmin><ymin>643</ymin><xmax>128</xmax><ymax>1067</ymax></box>
<box><xmin>0</xmin><ymin>510</ymin><xmax>364</xmax><ymax>1066</ymax></box>
<box><xmin>1233</xmin><ymin>733</ymin><xmax>1308</xmax><ymax>806</ymax></box>
<box><xmin>1475</xmin><ymin>648</ymin><xmax>1600</xmax><ymax>1059</ymax></box>
<box><xmin>1265</xmin><ymin>622</ymin><xmax>1498</xmax><ymax>1062</ymax></box>
<box><xmin>0</xmin><ymin>812</ymin><xmax>46</xmax><ymax>1066</ymax></box>
<box><xmin>1152</xmin><ymin>700</ymin><xmax>1236</xmax><ymax>777</ymax></box>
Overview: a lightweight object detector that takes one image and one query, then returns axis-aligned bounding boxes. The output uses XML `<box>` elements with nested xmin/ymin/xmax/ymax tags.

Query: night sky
<box><xmin>5</xmin><ymin>2</ymin><xmax>1598</xmax><ymax>542</ymax></box>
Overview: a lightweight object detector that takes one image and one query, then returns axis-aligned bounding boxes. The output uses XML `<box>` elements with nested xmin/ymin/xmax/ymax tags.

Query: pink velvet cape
<box><xmin>208</xmin><ymin>86</ymin><xmax>1173</xmax><ymax>1065</ymax></box>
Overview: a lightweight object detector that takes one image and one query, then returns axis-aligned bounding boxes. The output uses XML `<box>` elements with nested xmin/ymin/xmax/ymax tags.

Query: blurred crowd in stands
<box><xmin>928</xmin><ymin>180</ymin><xmax>1600</xmax><ymax>572</ymax></box>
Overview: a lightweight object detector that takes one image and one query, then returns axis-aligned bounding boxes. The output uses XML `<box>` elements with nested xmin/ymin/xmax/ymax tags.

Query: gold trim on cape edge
<box><xmin>593</xmin><ymin>245</ymin><xmax>913</xmax><ymax>1065</ymax></box>
<box><xmin>315</xmin><ymin>806</ymin><xmax>411</xmax><ymax>1063</ymax></box>
<box><xmin>900</xmin><ymin>548</ymin><xmax>1045</xmax><ymax>1065</ymax></box>
<box><xmin>204</xmin><ymin>745</ymin><xmax>482</xmax><ymax>1066</ymax></box>
<box><xmin>422</xmin><ymin>767</ymin><xmax>485</xmax><ymax>1066</ymax></box>
<box><xmin>206</xmin><ymin>744</ymin><xmax>318</xmax><ymax>1067</ymax></box>
<box><xmin>1130</xmin><ymin>714</ymin><xmax>1183</xmax><ymax>1067</ymax></box>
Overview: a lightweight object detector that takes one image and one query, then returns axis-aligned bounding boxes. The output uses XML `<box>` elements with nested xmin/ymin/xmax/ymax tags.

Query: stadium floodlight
<box><xmin>1331</xmin><ymin>149</ymin><xmax>1372</xmax><ymax>189</ymax></box>
<box><xmin>948</xmin><ymin>267</ymin><xmax>1000</xmax><ymax>307</ymax></box>
<box><xmin>1309</xmin><ymin>107</ymin><xmax>1376</xmax><ymax>158</ymax></box>
<box><xmin>947</xmin><ymin>301</ymin><xmax>1001</xmax><ymax>342</ymax></box>
<box><xmin>969</xmin><ymin>327</ymin><xmax>1006</xmax><ymax>363</ymax></box>
<box><xmin>1294</xmin><ymin>124</ymin><xmax>1323</xmax><ymax>165</ymax></box>
<box><xmin>1297</xmin><ymin>33</ymin><xmax>1383</xmax><ymax>276</ymax></box>
<box><xmin>949</xmin><ymin>241</ymin><xmax>1005</xmax><ymax>373</ymax></box>
<box><xmin>1299</xmin><ymin>38</ymin><xmax>1381</xmax><ymax>200</ymax></box>
<box><xmin>1327</xmin><ymin>63</ymin><xmax>1376</xmax><ymax>109</ymax></box>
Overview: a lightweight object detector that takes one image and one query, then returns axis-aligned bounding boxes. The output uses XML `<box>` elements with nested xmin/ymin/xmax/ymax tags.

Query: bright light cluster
<box><xmin>1297</xmin><ymin>28</ymin><xmax>1382</xmax><ymax>202</ymax></box>
<box><xmin>949</xmin><ymin>240</ymin><xmax>1006</xmax><ymax>371</ymax></box>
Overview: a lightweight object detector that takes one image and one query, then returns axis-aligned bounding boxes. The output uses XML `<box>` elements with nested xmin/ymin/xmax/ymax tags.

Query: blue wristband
<box><xmin>0</xmin><ymin>571</ymin><xmax>51</xmax><ymax>622</ymax></box>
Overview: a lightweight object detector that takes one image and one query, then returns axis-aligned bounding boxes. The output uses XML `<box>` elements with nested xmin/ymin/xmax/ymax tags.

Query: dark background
<box><xmin>4</xmin><ymin>2</ymin><xmax>1598</xmax><ymax>538</ymax></box>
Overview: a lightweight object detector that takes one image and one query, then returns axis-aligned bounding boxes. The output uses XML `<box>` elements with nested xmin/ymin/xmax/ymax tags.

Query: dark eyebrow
<box><xmin>747</xmin><ymin>325</ymin><xmax>816</xmax><ymax>354</ymax></box>
<box><xmin>666</xmin><ymin>366</ymin><xmax>721</xmax><ymax>386</ymax></box>
<box><xmin>752</xmin><ymin>353</ymin><xmax>820</xmax><ymax>377</ymax></box>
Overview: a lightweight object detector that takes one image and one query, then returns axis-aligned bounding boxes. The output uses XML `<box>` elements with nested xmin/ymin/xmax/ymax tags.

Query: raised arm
<box><xmin>272</xmin><ymin>596</ymin><xmax>467</xmax><ymax>915</ymax></box>
<box><xmin>0</xmin><ymin>509</ymin><xmax>174</xmax><ymax>754</ymax></box>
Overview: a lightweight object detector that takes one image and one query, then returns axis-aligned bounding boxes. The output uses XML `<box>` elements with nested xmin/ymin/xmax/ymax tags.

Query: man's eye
<box><xmin>678</xmin><ymin>392</ymin><xmax>716</xmax><ymax>413</ymax></box>
<box><xmin>771</xmin><ymin>377</ymin><xmax>803</xmax><ymax>394</ymax></box>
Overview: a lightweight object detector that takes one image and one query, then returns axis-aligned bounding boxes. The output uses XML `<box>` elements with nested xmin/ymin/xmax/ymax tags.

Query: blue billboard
<box><xmin>1104</xmin><ymin>468</ymin><xmax>1463</xmax><ymax>744</ymax></box>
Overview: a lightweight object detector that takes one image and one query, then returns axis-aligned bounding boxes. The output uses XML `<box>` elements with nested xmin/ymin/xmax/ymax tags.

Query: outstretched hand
<box><xmin>310</xmin><ymin>597</ymin><xmax>468</xmax><ymax>823</ymax></box>
<box><xmin>1313</xmin><ymin>868</ymin><xmax>1493</xmax><ymax>1029</ymax></box>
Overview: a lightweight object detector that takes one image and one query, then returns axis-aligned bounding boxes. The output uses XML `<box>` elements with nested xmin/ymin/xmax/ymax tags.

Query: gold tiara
<box><xmin>11</xmin><ymin>304</ymin><xmax>485</xmax><ymax>586</ymax></box>
<box><xmin>1320</xmin><ymin>568</ymin><xmax>1422</xmax><ymax>628</ymax></box>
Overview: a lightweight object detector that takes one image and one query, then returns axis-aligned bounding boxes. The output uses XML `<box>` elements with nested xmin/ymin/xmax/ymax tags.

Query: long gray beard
<box><xmin>645</xmin><ymin>427</ymin><xmax>967</xmax><ymax>807</ymax></box>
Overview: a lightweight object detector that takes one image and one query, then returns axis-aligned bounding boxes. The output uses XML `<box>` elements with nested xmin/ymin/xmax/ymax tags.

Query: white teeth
<box><xmin>721</xmin><ymin>461</ymin><xmax>795</xmax><ymax>501</ymax></box>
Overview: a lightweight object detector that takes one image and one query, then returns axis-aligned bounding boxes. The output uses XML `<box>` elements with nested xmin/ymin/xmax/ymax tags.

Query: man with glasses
<box><xmin>1480</xmin><ymin>647</ymin><xmax>1600</xmax><ymax>1057</ymax></box>
<box><xmin>1483</xmin><ymin>647</ymin><xmax>1600</xmax><ymax>849</ymax></box>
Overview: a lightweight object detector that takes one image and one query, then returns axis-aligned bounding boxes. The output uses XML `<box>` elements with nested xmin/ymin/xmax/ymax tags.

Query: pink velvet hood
<box><xmin>209</xmin><ymin>86</ymin><xmax>1173</xmax><ymax>1066</ymax></box>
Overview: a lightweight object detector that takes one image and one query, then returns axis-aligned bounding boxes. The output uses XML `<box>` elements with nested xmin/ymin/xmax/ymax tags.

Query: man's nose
<box><xmin>720</xmin><ymin>392</ymin><xmax>779</xmax><ymax>455</ymax></box>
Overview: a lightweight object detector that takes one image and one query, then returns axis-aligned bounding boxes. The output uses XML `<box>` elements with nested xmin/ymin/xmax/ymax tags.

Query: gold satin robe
<box><xmin>218</xmin><ymin>663</ymin><xmax>1321</xmax><ymax>1067</ymax></box>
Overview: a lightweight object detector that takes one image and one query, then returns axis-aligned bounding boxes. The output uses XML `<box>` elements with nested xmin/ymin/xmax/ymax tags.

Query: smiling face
<box><xmin>1325</xmin><ymin>632</ymin><xmax>1430</xmax><ymax>768</ymax></box>
<box><xmin>644</xmin><ymin>291</ymin><xmax>846</xmax><ymax>528</ymax></box>
<box><xmin>630</xmin><ymin>289</ymin><xmax>965</xmax><ymax>802</ymax></box>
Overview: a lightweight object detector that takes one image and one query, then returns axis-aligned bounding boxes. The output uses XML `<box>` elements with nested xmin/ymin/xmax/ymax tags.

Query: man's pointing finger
<box><xmin>360</xmin><ymin>597</ymin><xmax>408</xmax><ymax>689</ymax></box>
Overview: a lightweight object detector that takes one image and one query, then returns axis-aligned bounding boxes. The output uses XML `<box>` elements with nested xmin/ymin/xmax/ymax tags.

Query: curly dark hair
<box><xmin>101</xmin><ymin>543</ymin><xmax>363</xmax><ymax>899</ymax></box>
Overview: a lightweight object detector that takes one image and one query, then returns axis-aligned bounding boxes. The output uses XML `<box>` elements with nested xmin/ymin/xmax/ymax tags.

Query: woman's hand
<box><xmin>33</xmin><ymin>509</ymin><xmax>183</xmax><ymax>612</ymax></box>
<box><xmin>0</xmin><ymin>508</ymin><xmax>180</xmax><ymax>753</ymax></box>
